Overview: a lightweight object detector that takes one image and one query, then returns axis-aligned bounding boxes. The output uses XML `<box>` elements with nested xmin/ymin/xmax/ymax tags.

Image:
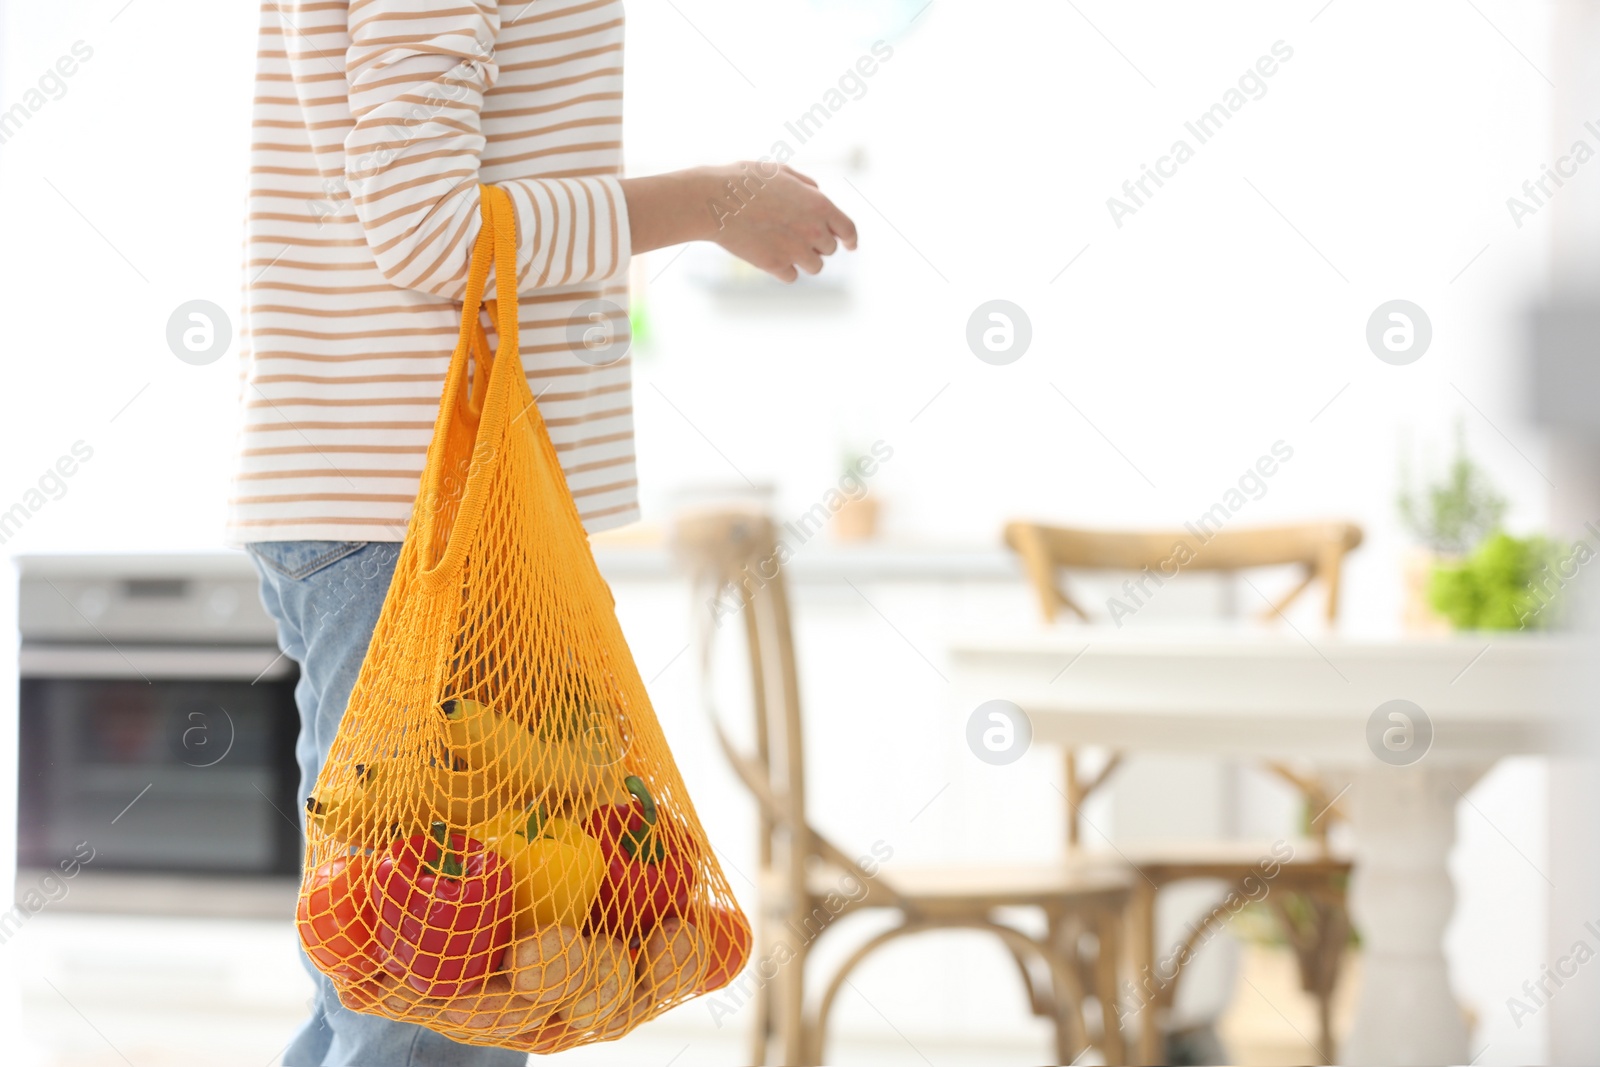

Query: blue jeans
<box><xmin>248</xmin><ymin>540</ymin><xmax>526</xmax><ymax>1067</ymax></box>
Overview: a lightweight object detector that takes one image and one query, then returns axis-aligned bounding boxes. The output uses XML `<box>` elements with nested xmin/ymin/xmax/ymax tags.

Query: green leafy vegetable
<box><xmin>1428</xmin><ymin>533</ymin><xmax>1571</xmax><ymax>630</ymax></box>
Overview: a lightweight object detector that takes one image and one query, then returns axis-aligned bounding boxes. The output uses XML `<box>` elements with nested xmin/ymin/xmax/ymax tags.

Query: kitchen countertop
<box><xmin>15</xmin><ymin>543</ymin><xmax>1025</xmax><ymax>585</ymax></box>
<box><xmin>17</xmin><ymin>869</ymin><xmax>298</xmax><ymax>920</ymax></box>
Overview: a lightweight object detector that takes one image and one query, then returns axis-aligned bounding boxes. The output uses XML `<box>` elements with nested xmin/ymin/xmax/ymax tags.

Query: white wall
<box><xmin>0</xmin><ymin>0</ymin><xmax>1563</xmax><ymax>570</ymax></box>
<box><xmin>0</xmin><ymin>0</ymin><xmax>1562</xmax><ymax>1061</ymax></box>
<box><xmin>620</xmin><ymin>9</ymin><xmax>1558</xmax><ymax>1053</ymax></box>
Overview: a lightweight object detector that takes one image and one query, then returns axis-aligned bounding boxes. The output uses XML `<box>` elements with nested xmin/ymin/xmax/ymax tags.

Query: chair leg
<box><xmin>748</xmin><ymin>922</ymin><xmax>773</xmax><ymax>1066</ymax></box>
<box><xmin>805</xmin><ymin>917</ymin><xmax>1092</xmax><ymax>1066</ymax></box>
<box><xmin>1049</xmin><ymin>944</ymin><xmax>1079</xmax><ymax>1067</ymax></box>
<box><xmin>1305</xmin><ymin>888</ymin><xmax>1349</xmax><ymax>1065</ymax></box>
<box><xmin>1268</xmin><ymin>882</ymin><xmax>1350</xmax><ymax>1067</ymax></box>
<box><xmin>777</xmin><ymin>932</ymin><xmax>809</xmax><ymax>1067</ymax></box>
<box><xmin>1093</xmin><ymin>905</ymin><xmax>1128</xmax><ymax>1066</ymax></box>
<box><xmin>1317</xmin><ymin>991</ymin><xmax>1335</xmax><ymax>1067</ymax></box>
<box><xmin>1317</xmin><ymin>894</ymin><xmax>1350</xmax><ymax>1063</ymax></box>
<box><xmin>1041</xmin><ymin>912</ymin><xmax>1092</xmax><ymax>1064</ymax></box>
<box><xmin>1010</xmin><ymin>920</ymin><xmax>1054</xmax><ymax>1019</ymax></box>
<box><xmin>1127</xmin><ymin>881</ymin><xmax>1163</xmax><ymax>1066</ymax></box>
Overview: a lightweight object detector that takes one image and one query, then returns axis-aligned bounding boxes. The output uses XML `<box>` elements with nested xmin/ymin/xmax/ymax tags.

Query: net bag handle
<box><xmin>415</xmin><ymin>185</ymin><xmax>522</xmax><ymax>579</ymax></box>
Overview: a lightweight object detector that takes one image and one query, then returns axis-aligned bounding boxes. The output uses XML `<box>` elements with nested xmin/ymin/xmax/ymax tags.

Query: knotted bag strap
<box><xmin>414</xmin><ymin>185</ymin><xmax>523</xmax><ymax>578</ymax></box>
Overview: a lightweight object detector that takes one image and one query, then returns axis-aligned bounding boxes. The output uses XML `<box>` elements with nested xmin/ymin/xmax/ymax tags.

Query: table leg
<box><xmin>1341</xmin><ymin>762</ymin><xmax>1489</xmax><ymax>1066</ymax></box>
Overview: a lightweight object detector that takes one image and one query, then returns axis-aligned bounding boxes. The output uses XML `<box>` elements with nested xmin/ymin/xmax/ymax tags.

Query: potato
<box><xmin>438</xmin><ymin>973</ymin><xmax>550</xmax><ymax>1036</ymax></box>
<box><xmin>577</xmin><ymin>920</ymin><xmax>703</xmax><ymax>1041</ymax></box>
<box><xmin>515</xmin><ymin>1018</ymin><xmax>578</xmax><ymax>1055</ymax></box>
<box><xmin>595</xmin><ymin>990</ymin><xmax>655</xmax><ymax>1040</ymax></box>
<box><xmin>505</xmin><ymin>925</ymin><xmax>585</xmax><ymax>1010</ymax></box>
<box><xmin>369</xmin><ymin>971</ymin><xmax>446</xmax><ymax>1020</ymax></box>
<box><xmin>635</xmin><ymin>919</ymin><xmax>705</xmax><ymax>1004</ymax></box>
<box><xmin>551</xmin><ymin>936</ymin><xmax>629</xmax><ymax>1032</ymax></box>
<box><xmin>335</xmin><ymin>976</ymin><xmax>384</xmax><ymax>1013</ymax></box>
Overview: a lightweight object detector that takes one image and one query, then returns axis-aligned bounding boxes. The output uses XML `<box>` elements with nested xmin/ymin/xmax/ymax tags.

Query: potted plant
<box><xmin>831</xmin><ymin>445</ymin><xmax>882</xmax><ymax>542</ymax></box>
<box><xmin>1396</xmin><ymin>422</ymin><xmax>1507</xmax><ymax>632</ymax></box>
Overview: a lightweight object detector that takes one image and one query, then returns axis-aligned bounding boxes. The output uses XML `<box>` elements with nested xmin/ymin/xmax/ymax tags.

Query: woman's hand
<box><xmin>705</xmin><ymin>162</ymin><xmax>858</xmax><ymax>283</ymax></box>
<box><xmin>621</xmin><ymin>163</ymin><xmax>858</xmax><ymax>283</ymax></box>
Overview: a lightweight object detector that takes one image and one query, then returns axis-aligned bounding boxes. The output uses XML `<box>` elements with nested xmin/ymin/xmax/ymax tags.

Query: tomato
<box><xmin>696</xmin><ymin>906</ymin><xmax>752</xmax><ymax>993</ymax></box>
<box><xmin>298</xmin><ymin>855</ymin><xmax>381</xmax><ymax>981</ymax></box>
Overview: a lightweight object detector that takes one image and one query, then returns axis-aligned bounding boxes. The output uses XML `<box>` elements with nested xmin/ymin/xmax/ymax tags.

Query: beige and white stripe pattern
<box><xmin>229</xmin><ymin>0</ymin><xmax>635</xmax><ymax>544</ymax></box>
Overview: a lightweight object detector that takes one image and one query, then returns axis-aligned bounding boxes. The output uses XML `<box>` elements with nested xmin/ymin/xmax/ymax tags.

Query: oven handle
<box><xmin>19</xmin><ymin>644</ymin><xmax>294</xmax><ymax>681</ymax></box>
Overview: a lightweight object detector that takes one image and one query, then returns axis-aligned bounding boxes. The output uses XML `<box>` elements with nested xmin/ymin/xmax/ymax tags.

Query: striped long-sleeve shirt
<box><xmin>228</xmin><ymin>0</ymin><xmax>636</xmax><ymax>545</ymax></box>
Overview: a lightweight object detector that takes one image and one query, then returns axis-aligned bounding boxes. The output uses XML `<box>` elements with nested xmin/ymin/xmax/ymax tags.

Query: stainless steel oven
<box><xmin>17</xmin><ymin>554</ymin><xmax>301</xmax><ymax>877</ymax></box>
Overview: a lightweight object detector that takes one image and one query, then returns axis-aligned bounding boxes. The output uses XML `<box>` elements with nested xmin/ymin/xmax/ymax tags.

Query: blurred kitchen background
<box><xmin>1</xmin><ymin>0</ymin><xmax>1596</xmax><ymax>1065</ymax></box>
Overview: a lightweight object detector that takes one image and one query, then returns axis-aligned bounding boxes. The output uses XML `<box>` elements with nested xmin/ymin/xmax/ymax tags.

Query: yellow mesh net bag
<box><xmin>294</xmin><ymin>184</ymin><xmax>751</xmax><ymax>1052</ymax></box>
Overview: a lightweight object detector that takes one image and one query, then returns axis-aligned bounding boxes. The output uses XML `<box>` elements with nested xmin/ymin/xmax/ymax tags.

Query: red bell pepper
<box><xmin>585</xmin><ymin>775</ymin><xmax>695</xmax><ymax>935</ymax></box>
<box><xmin>374</xmin><ymin>821</ymin><xmax>514</xmax><ymax>996</ymax></box>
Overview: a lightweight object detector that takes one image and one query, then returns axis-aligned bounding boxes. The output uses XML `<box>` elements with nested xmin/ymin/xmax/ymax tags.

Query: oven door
<box><xmin>18</xmin><ymin>645</ymin><xmax>302</xmax><ymax>876</ymax></box>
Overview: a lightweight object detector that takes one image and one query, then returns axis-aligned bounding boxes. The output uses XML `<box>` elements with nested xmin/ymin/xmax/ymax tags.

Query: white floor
<box><xmin>22</xmin><ymin>901</ymin><xmax>1533</xmax><ymax>1067</ymax></box>
<box><xmin>15</xmin><ymin>913</ymin><xmax>1044</xmax><ymax>1067</ymax></box>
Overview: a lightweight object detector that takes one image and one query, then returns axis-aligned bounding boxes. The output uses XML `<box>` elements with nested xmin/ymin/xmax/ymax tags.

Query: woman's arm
<box><xmin>623</xmin><ymin>163</ymin><xmax>858</xmax><ymax>284</ymax></box>
<box><xmin>336</xmin><ymin>3</ymin><xmax>854</xmax><ymax>295</ymax></box>
<box><xmin>340</xmin><ymin>4</ymin><xmax>629</xmax><ymax>299</ymax></box>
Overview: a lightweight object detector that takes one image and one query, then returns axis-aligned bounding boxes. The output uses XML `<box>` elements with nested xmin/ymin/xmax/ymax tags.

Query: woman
<box><xmin>231</xmin><ymin>3</ymin><xmax>856</xmax><ymax>1063</ymax></box>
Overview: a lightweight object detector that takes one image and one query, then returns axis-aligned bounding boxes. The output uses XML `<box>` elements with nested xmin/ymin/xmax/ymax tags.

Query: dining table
<box><xmin>947</xmin><ymin>626</ymin><xmax>1577</xmax><ymax>1067</ymax></box>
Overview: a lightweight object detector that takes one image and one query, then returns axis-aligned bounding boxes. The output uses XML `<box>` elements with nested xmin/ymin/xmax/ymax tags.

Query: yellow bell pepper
<box><xmin>474</xmin><ymin>803</ymin><xmax>605</xmax><ymax>933</ymax></box>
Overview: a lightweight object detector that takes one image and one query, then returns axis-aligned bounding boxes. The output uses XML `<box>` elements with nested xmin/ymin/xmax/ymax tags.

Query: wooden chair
<box><xmin>674</xmin><ymin>509</ymin><xmax>1135</xmax><ymax>1066</ymax></box>
<box><xmin>1003</xmin><ymin>520</ymin><xmax>1362</xmax><ymax>1065</ymax></box>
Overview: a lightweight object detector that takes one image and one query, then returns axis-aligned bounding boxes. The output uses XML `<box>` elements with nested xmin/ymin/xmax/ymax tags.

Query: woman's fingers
<box><xmin>827</xmin><ymin>207</ymin><xmax>858</xmax><ymax>251</ymax></box>
<box><xmin>782</xmin><ymin>165</ymin><xmax>819</xmax><ymax>189</ymax></box>
<box><xmin>713</xmin><ymin>161</ymin><xmax>857</xmax><ymax>281</ymax></box>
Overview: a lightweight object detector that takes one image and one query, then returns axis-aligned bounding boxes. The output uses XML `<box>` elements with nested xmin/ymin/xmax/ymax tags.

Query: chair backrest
<box><xmin>1003</xmin><ymin>521</ymin><xmax>1364</xmax><ymax>626</ymax></box>
<box><xmin>1005</xmin><ymin>520</ymin><xmax>1363</xmax><ymax>847</ymax></box>
<box><xmin>671</xmin><ymin>508</ymin><xmax>892</xmax><ymax>901</ymax></box>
